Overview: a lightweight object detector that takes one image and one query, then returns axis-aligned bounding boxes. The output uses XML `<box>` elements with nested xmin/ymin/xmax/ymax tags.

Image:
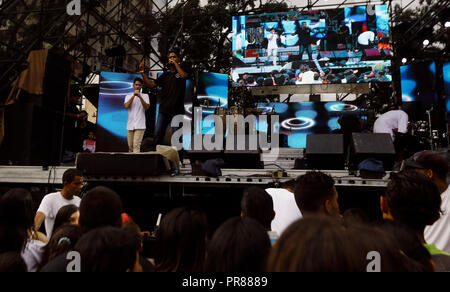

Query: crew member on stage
<box><xmin>296</xmin><ymin>22</ymin><xmax>313</xmax><ymax>62</ymax></box>
<box><xmin>124</xmin><ymin>78</ymin><xmax>150</xmax><ymax>153</ymax></box>
<box><xmin>139</xmin><ymin>50</ymin><xmax>188</xmax><ymax>148</ymax></box>
<box><xmin>373</xmin><ymin>103</ymin><xmax>409</xmax><ymax>140</ymax></box>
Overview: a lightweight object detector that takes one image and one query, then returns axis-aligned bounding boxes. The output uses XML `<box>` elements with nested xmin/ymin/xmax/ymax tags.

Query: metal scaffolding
<box><xmin>0</xmin><ymin>0</ymin><xmax>184</xmax><ymax>93</ymax></box>
<box><xmin>0</xmin><ymin>0</ymin><xmax>448</xmax><ymax>98</ymax></box>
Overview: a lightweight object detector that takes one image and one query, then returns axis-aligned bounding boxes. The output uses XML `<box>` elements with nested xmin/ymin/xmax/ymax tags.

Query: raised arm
<box><xmin>139</xmin><ymin>61</ymin><xmax>158</xmax><ymax>88</ymax></box>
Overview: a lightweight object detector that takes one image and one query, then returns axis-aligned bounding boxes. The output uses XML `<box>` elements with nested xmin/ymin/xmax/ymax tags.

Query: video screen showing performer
<box><xmin>231</xmin><ymin>5</ymin><xmax>391</xmax><ymax>87</ymax></box>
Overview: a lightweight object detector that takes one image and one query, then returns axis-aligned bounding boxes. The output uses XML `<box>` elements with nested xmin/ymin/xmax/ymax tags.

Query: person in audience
<box><xmin>267</xmin><ymin>216</ymin><xmax>420</xmax><ymax>272</ymax></box>
<box><xmin>404</xmin><ymin>151</ymin><xmax>450</xmax><ymax>253</ymax></box>
<box><xmin>122</xmin><ymin>221</ymin><xmax>155</xmax><ymax>272</ymax></box>
<box><xmin>0</xmin><ymin>189</ymin><xmax>33</xmax><ymax>254</ymax></box>
<box><xmin>75</xmin><ymin>226</ymin><xmax>142</xmax><ymax>272</ymax></box>
<box><xmin>380</xmin><ymin>170</ymin><xmax>450</xmax><ymax>271</ymax></box>
<box><xmin>342</xmin><ymin>208</ymin><xmax>370</xmax><ymax>224</ymax></box>
<box><xmin>154</xmin><ymin>206</ymin><xmax>209</xmax><ymax>272</ymax></box>
<box><xmin>40</xmin><ymin>186</ymin><xmax>123</xmax><ymax>272</ymax></box>
<box><xmin>265</xmin><ymin>179</ymin><xmax>302</xmax><ymax>237</ymax></box>
<box><xmin>204</xmin><ymin>217</ymin><xmax>271</xmax><ymax>272</ymax></box>
<box><xmin>294</xmin><ymin>171</ymin><xmax>341</xmax><ymax>219</ymax></box>
<box><xmin>375</xmin><ymin>220</ymin><xmax>435</xmax><ymax>272</ymax></box>
<box><xmin>0</xmin><ymin>188</ymin><xmax>46</xmax><ymax>272</ymax></box>
<box><xmin>38</xmin><ymin>224</ymin><xmax>82</xmax><ymax>271</ymax></box>
<box><xmin>52</xmin><ymin>204</ymin><xmax>79</xmax><ymax>233</ymax></box>
<box><xmin>241</xmin><ymin>187</ymin><xmax>278</xmax><ymax>243</ymax></box>
<box><xmin>34</xmin><ymin>169</ymin><xmax>83</xmax><ymax>238</ymax></box>
<box><xmin>0</xmin><ymin>252</ymin><xmax>27</xmax><ymax>272</ymax></box>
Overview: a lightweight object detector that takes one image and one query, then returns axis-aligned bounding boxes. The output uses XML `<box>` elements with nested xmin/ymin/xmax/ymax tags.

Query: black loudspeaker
<box><xmin>224</xmin><ymin>134</ymin><xmax>262</xmax><ymax>169</ymax></box>
<box><xmin>350</xmin><ymin>133</ymin><xmax>396</xmax><ymax>171</ymax></box>
<box><xmin>0</xmin><ymin>51</ymin><xmax>70</xmax><ymax>166</ymax></box>
<box><xmin>0</xmin><ymin>102</ymin><xmax>63</xmax><ymax>165</ymax></box>
<box><xmin>305</xmin><ymin>134</ymin><xmax>345</xmax><ymax>170</ymax></box>
<box><xmin>43</xmin><ymin>52</ymin><xmax>71</xmax><ymax>113</ymax></box>
<box><xmin>186</xmin><ymin>135</ymin><xmax>263</xmax><ymax>170</ymax></box>
<box><xmin>76</xmin><ymin>153</ymin><xmax>170</xmax><ymax>176</ymax></box>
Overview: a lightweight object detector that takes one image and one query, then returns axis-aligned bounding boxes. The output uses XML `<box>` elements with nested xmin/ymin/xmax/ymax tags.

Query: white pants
<box><xmin>267</xmin><ymin>47</ymin><xmax>278</xmax><ymax>66</ymax></box>
<box><xmin>127</xmin><ymin>129</ymin><xmax>145</xmax><ymax>153</ymax></box>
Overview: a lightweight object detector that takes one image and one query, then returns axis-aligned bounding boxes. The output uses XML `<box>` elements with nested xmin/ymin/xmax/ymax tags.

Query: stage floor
<box><xmin>0</xmin><ymin>165</ymin><xmax>389</xmax><ymax>189</ymax></box>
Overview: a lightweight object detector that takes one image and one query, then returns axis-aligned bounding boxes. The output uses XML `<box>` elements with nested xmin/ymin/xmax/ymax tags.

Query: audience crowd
<box><xmin>0</xmin><ymin>151</ymin><xmax>449</xmax><ymax>272</ymax></box>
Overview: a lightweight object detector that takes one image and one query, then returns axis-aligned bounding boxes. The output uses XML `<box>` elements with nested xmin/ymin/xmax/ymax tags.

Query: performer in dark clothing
<box><xmin>296</xmin><ymin>22</ymin><xmax>313</xmax><ymax>61</ymax></box>
<box><xmin>63</xmin><ymin>92</ymin><xmax>87</xmax><ymax>161</ymax></box>
<box><xmin>139</xmin><ymin>50</ymin><xmax>188</xmax><ymax>148</ymax></box>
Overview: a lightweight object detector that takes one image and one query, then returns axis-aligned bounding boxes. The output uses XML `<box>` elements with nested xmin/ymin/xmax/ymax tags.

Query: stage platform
<box><xmin>0</xmin><ymin>165</ymin><xmax>389</xmax><ymax>189</ymax></box>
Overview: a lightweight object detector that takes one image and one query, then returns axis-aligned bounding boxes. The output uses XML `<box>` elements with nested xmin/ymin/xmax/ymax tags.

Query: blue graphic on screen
<box><xmin>345</xmin><ymin>6</ymin><xmax>367</xmax><ymax>23</ymax></box>
<box><xmin>197</xmin><ymin>72</ymin><xmax>229</xmax><ymax>135</ymax></box>
<box><xmin>401</xmin><ymin>61</ymin><xmax>437</xmax><ymax>105</ymax></box>
<box><xmin>256</xmin><ymin>102</ymin><xmax>317</xmax><ymax>148</ymax></box>
<box><xmin>98</xmin><ymin>72</ymin><xmax>194</xmax><ymax>152</ymax></box>
<box><xmin>282</xmin><ymin>20</ymin><xmax>296</xmax><ymax>34</ymax></box>
<box><xmin>444</xmin><ymin>62</ymin><xmax>450</xmax><ymax>112</ymax></box>
<box><xmin>255</xmin><ymin>102</ymin><xmax>363</xmax><ymax>148</ymax></box>
<box><xmin>376</xmin><ymin>5</ymin><xmax>389</xmax><ymax>33</ymax></box>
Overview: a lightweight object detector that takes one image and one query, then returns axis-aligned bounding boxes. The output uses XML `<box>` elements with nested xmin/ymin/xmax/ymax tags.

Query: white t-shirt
<box><xmin>21</xmin><ymin>239</ymin><xmax>45</xmax><ymax>272</ymax></box>
<box><xmin>268</xmin><ymin>32</ymin><xmax>279</xmax><ymax>50</ymax></box>
<box><xmin>425</xmin><ymin>186</ymin><xmax>450</xmax><ymax>253</ymax></box>
<box><xmin>357</xmin><ymin>31</ymin><xmax>375</xmax><ymax>46</ymax></box>
<box><xmin>297</xmin><ymin>71</ymin><xmax>316</xmax><ymax>84</ymax></box>
<box><xmin>373</xmin><ymin>110</ymin><xmax>409</xmax><ymax>139</ymax></box>
<box><xmin>124</xmin><ymin>93</ymin><xmax>150</xmax><ymax>131</ymax></box>
<box><xmin>37</xmin><ymin>192</ymin><xmax>81</xmax><ymax>238</ymax></box>
<box><xmin>265</xmin><ymin>188</ymin><xmax>302</xmax><ymax>236</ymax></box>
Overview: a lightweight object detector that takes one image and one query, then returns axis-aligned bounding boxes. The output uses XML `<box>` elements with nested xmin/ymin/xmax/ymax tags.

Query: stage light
<box><xmin>445</xmin><ymin>21</ymin><xmax>450</xmax><ymax>28</ymax></box>
<box><xmin>423</xmin><ymin>39</ymin><xmax>430</xmax><ymax>46</ymax></box>
<box><xmin>402</xmin><ymin>58</ymin><xmax>407</xmax><ymax>64</ymax></box>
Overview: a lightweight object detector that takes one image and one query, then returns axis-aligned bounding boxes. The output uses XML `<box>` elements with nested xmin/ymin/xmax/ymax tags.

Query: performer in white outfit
<box><xmin>267</xmin><ymin>28</ymin><xmax>279</xmax><ymax>67</ymax></box>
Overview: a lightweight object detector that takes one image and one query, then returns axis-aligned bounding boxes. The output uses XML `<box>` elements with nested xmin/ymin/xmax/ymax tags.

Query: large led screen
<box><xmin>97</xmin><ymin>72</ymin><xmax>193</xmax><ymax>152</ymax></box>
<box><xmin>196</xmin><ymin>72</ymin><xmax>229</xmax><ymax>136</ymax></box>
<box><xmin>400</xmin><ymin>61</ymin><xmax>438</xmax><ymax>105</ymax></box>
<box><xmin>444</xmin><ymin>62</ymin><xmax>450</xmax><ymax>114</ymax></box>
<box><xmin>256</xmin><ymin>102</ymin><xmax>367</xmax><ymax>148</ymax></box>
<box><xmin>232</xmin><ymin>5</ymin><xmax>391</xmax><ymax>87</ymax></box>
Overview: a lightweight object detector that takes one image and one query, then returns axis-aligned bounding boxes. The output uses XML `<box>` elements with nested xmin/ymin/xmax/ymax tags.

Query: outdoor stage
<box><xmin>0</xmin><ymin>165</ymin><xmax>389</xmax><ymax>189</ymax></box>
<box><xmin>0</xmin><ymin>157</ymin><xmax>388</xmax><ymax>229</ymax></box>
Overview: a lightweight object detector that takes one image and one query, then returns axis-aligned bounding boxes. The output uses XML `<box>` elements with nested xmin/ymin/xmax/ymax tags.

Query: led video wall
<box><xmin>97</xmin><ymin>72</ymin><xmax>227</xmax><ymax>152</ymax></box>
<box><xmin>97</xmin><ymin>72</ymin><xmax>141</xmax><ymax>152</ymax></box>
<box><xmin>444</xmin><ymin>62</ymin><xmax>450</xmax><ymax>114</ymax></box>
<box><xmin>232</xmin><ymin>5</ymin><xmax>391</xmax><ymax>87</ymax></box>
<box><xmin>196</xmin><ymin>72</ymin><xmax>229</xmax><ymax>136</ymax></box>
<box><xmin>256</xmin><ymin>102</ymin><xmax>366</xmax><ymax>148</ymax></box>
<box><xmin>400</xmin><ymin>61</ymin><xmax>438</xmax><ymax>105</ymax></box>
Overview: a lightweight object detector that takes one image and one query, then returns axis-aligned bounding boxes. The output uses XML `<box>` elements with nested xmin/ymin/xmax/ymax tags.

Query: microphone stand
<box><xmin>427</xmin><ymin>106</ymin><xmax>433</xmax><ymax>150</ymax></box>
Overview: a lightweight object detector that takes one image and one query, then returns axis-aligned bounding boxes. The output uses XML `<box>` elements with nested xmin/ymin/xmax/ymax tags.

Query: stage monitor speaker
<box><xmin>305</xmin><ymin>134</ymin><xmax>345</xmax><ymax>170</ymax></box>
<box><xmin>76</xmin><ymin>153</ymin><xmax>170</xmax><ymax>176</ymax></box>
<box><xmin>224</xmin><ymin>134</ymin><xmax>262</xmax><ymax>169</ymax></box>
<box><xmin>350</xmin><ymin>133</ymin><xmax>396</xmax><ymax>171</ymax></box>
